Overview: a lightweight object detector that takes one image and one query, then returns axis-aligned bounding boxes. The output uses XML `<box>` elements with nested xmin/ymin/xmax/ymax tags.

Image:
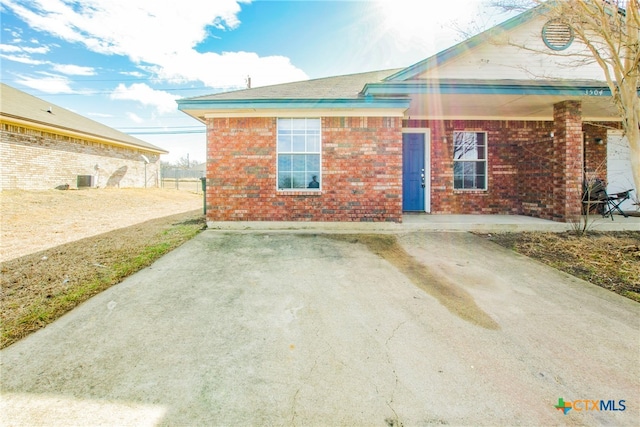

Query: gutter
<box><xmin>361</xmin><ymin>81</ymin><xmax>620</xmax><ymax>97</ymax></box>
<box><xmin>177</xmin><ymin>97</ymin><xmax>411</xmax><ymax>112</ymax></box>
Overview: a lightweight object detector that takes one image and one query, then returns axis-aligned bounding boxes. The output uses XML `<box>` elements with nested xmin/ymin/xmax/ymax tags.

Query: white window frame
<box><xmin>453</xmin><ymin>131</ymin><xmax>488</xmax><ymax>190</ymax></box>
<box><xmin>276</xmin><ymin>118</ymin><xmax>322</xmax><ymax>191</ymax></box>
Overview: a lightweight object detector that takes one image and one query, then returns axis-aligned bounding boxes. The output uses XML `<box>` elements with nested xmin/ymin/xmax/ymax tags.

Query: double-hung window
<box><xmin>453</xmin><ymin>131</ymin><xmax>487</xmax><ymax>190</ymax></box>
<box><xmin>277</xmin><ymin>118</ymin><xmax>321</xmax><ymax>190</ymax></box>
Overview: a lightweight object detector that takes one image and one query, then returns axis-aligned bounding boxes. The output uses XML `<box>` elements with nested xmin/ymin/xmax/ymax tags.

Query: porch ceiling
<box><xmin>404</xmin><ymin>93</ymin><xmax>621</xmax><ymax>121</ymax></box>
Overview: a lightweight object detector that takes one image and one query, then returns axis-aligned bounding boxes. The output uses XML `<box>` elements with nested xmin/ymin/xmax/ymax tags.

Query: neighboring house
<box><xmin>0</xmin><ymin>83</ymin><xmax>167</xmax><ymax>190</ymax></box>
<box><xmin>178</xmin><ymin>6</ymin><xmax>638</xmax><ymax>223</ymax></box>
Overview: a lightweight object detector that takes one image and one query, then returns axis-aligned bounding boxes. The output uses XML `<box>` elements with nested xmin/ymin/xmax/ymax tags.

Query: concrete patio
<box><xmin>207</xmin><ymin>214</ymin><xmax>640</xmax><ymax>233</ymax></box>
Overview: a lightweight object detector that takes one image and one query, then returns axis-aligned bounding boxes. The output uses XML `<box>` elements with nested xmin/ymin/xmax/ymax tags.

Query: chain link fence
<box><xmin>161</xmin><ymin>166</ymin><xmax>205</xmax><ymax>193</ymax></box>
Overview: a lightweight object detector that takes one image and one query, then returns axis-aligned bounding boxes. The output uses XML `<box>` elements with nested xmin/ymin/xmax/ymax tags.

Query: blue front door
<box><xmin>402</xmin><ymin>133</ymin><xmax>425</xmax><ymax>211</ymax></box>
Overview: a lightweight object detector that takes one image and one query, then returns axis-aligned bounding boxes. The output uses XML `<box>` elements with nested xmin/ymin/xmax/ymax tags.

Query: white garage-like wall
<box><xmin>607</xmin><ymin>131</ymin><xmax>638</xmax><ymax>213</ymax></box>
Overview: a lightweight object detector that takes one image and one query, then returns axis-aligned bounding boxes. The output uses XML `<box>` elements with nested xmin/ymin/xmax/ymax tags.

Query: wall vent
<box><xmin>542</xmin><ymin>19</ymin><xmax>574</xmax><ymax>51</ymax></box>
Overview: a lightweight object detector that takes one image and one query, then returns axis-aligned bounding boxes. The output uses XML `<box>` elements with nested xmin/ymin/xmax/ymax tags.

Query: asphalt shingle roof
<box><xmin>183</xmin><ymin>69</ymin><xmax>404</xmax><ymax>101</ymax></box>
<box><xmin>0</xmin><ymin>84</ymin><xmax>167</xmax><ymax>153</ymax></box>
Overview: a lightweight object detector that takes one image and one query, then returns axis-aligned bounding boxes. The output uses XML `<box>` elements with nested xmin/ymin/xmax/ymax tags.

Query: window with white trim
<box><xmin>277</xmin><ymin>118</ymin><xmax>321</xmax><ymax>190</ymax></box>
<box><xmin>453</xmin><ymin>131</ymin><xmax>487</xmax><ymax>190</ymax></box>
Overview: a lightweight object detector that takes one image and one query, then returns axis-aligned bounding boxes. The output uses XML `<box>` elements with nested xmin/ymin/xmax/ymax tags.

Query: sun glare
<box><xmin>371</xmin><ymin>0</ymin><xmax>484</xmax><ymax>53</ymax></box>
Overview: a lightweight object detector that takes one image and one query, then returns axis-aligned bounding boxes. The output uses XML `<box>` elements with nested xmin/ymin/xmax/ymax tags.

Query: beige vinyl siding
<box><xmin>418</xmin><ymin>16</ymin><xmax>605</xmax><ymax>81</ymax></box>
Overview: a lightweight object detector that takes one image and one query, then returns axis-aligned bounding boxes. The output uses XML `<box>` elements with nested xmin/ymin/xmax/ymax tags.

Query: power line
<box><xmin>126</xmin><ymin>129</ymin><xmax>205</xmax><ymax>135</ymax></box>
<box><xmin>118</xmin><ymin>125</ymin><xmax>204</xmax><ymax>130</ymax></box>
<box><xmin>117</xmin><ymin>126</ymin><xmax>205</xmax><ymax>135</ymax></box>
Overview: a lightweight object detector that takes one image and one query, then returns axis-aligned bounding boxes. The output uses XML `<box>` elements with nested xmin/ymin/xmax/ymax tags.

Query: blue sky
<box><xmin>0</xmin><ymin>0</ymin><xmax>515</xmax><ymax>163</ymax></box>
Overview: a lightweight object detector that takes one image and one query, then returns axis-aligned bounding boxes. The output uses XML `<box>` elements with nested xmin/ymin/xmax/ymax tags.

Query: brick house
<box><xmin>0</xmin><ymin>84</ymin><xmax>167</xmax><ymax>190</ymax></box>
<box><xmin>178</xmin><ymin>7</ymin><xmax>637</xmax><ymax>223</ymax></box>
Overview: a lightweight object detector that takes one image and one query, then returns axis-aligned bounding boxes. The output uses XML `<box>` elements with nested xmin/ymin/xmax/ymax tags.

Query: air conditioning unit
<box><xmin>77</xmin><ymin>175</ymin><xmax>93</xmax><ymax>188</ymax></box>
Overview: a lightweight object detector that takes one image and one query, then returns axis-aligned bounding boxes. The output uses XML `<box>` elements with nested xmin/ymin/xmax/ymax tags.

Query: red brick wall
<box><xmin>406</xmin><ymin>117</ymin><xmax>606</xmax><ymax>221</ymax></box>
<box><xmin>517</xmin><ymin>120</ymin><xmax>611</xmax><ymax>220</ymax></box>
<box><xmin>515</xmin><ymin>124</ymin><xmax>555</xmax><ymax>220</ymax></box>
<box><xmin>552</xmin><ymin>101</ymin><xmax>583</xmax><ymax>221</ymax></box>
<box><xmin>406</xmin><ymin>119</ymin><xmax>554</xmax><ymax>216</ymax></box>
<box><xmin>206</xmin><ymin>115</ymin><xmax>609</xmax><ymax>223</ymax></box>
<box><xmin>205</xmin><ymin>116</ymin><xmax>402</xmax><ymax>222</ymax></box>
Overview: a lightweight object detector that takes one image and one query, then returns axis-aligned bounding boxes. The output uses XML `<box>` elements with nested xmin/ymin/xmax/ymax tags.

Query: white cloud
<box><xmin>23</xmin><ymin>45</ymin><xmax>49</xmax><ymax>54</ymax></box>
<box><xmin>1</xmin><ymin>43</ymin><xmax>94</xmax><ymax>75</ymax></box>
<box><xmin>51</xmin><ymin>63</ymin><xmax>96</xmax><ymax>75</ymax></box>
<box><xmin>15</xmin><ymin>74</ymin><xmax>75</xmax><ymax>94</ymax></box>
<box><xmin>126</xmin><ymin>112</ymin><xmax>144</xmax><ymax>123</ymax></box>
<box><xmin>1</xmin><ymin>44</ymin><xmax>95</xmax><ymax>76</ymax></box>
<box><xmin>120</xmin><ymin>70</ymin><xmax>145</xmax><ymax>78</ymax></box>
<box><xmin>151</xmin><ymin>50</ymin><xmax>308</xmax><ymax>89</ymax></box>
<box><xmin>4</xmin><ymin>29</ymin><xmax>23</xmax><ymax>43</ymax></box>
<box><xmin>0</xmin><ymin>44</ymin><xmax>22</xmax><ymax>53</ymax></box>
<box><xmin>110</xmin><ymin>83</ymin><xmax>179</xmax><ymax>114</ymax></box>
<box><xmin>2</xmin><ymin>0</ymin><xmax>308</xmax><ymax>89</ymax></box>
<box><xmin>0</xmin><ymin>53</ymin><xmax>46</xmax><ymax>65</ymax></box>
<box><xmin>0</xmin><ymin>43</ymin><xmax>49</xmax><ymax>55</ymax></box>
<box><xmin>0</xmin><ymin>39</ymin><xmax>53</xmax><ymax>69</ymax></box>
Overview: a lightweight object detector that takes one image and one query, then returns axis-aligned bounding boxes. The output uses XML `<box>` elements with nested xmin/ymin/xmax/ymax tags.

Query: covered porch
<box><xmin>400</xmin><ymin>213</ymin><xmax>640</xmax><ymax>232</ymax></box>
<box><xmin>382</xmin><ymin>79</ymin><xmax>627</xmax><ymax>222</ymax></box>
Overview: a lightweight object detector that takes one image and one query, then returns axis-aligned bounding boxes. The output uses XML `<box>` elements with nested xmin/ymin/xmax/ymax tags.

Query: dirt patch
<box><xmin>322</xmin><ymin>234</ymin><xmax>500</xmax><ymax>330</ymax></box>
<box><xmin>0</xmin><ymin>189</ymin><xmax>204</xmax><ymax>348</ymax></box>
<box><xmin>482</xmin><ymin>231</ymin><xmax>640</xmax><ymax>302</ymax></box>
<box><xmin>0</xmin><ymin>188</ymin><xmax>202</xmax><ymax>262</ymax></box>
<box><xmin>1</xmin><ymin>211</ymin><xmax>206</xmax><ymax>348</ymax></box>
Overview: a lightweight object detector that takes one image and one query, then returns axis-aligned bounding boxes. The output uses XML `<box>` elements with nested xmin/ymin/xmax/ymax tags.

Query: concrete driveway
<box><xmin>1</xmin><ymin>231</ymin><xmax>638</xmax><ymax>426</ymax></box>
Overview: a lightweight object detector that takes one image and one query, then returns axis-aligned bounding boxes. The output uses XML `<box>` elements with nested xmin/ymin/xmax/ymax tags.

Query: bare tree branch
<box><xmin>489</xmin><ymin>0</ymin><xmax>640</xmax><ymax>194</ymax></box>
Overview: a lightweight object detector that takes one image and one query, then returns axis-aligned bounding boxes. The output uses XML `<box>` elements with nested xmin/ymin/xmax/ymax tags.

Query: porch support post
<box><xmin>553</xmin><ymin>100</ymin><xmax>583</xmax><ymax>222</ymax></box>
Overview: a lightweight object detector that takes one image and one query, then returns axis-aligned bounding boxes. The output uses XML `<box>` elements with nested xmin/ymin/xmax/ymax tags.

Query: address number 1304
<box><xmin>584</xmin><ymin>89</ymin><xmax>605</xmax><ymax>96</ymax></box>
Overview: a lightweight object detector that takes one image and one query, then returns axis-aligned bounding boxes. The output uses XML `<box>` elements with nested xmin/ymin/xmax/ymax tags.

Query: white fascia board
<box><xmin>404</xmin><ymin>114</ymin><xmax>623</xmax><ymax>121</ymax></box>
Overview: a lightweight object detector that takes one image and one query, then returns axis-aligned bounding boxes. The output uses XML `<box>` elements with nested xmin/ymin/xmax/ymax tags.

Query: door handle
<box><xmin>421</xmin><ymin>172</ymin><xmax>425</xmax><ymax>188</ymax></box>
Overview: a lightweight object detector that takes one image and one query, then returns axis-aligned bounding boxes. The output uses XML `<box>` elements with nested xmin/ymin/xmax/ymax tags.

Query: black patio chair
<box><xmin>582</xmin><ymin>178</ymin><xmax>633</xmax><ymax>220</ymax></box>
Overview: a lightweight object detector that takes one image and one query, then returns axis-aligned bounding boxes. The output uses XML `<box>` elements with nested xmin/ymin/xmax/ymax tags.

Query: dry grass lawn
<box><xmin>482</xmin><ymin>231</ymin><xmax>640</xmax><ymax>302</ymax></box>
<box><xmin>0</xmin><ymin>188</ymin><xmax>202</xmax><ymax>262</ymax></box>
<box><xmin>1</xmin><ymin>189</ymin><xmax>204</xmax><ymax>348</ymax></box>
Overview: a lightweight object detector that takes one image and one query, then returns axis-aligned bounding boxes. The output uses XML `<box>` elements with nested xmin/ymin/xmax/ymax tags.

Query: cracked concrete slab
<box><xmin>1</xmin><ymin>231</ymin><xmax>638</xmax><ymax>426</ymax></box>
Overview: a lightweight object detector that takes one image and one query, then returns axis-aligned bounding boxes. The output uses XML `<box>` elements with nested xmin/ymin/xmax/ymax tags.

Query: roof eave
<box><xmin>1</xmin><ymin>114</ymin><xmax>168</xmax><ymax>154</ymax></box>
<box><xmin>177</xmin><ymin>97</ymin><xmax>411</xmax><ymax>113</ymax></box>
<box><xmin>361</xmin><ymin>81</ymin><xmax>625</xmax><ymax>97</ymax></box>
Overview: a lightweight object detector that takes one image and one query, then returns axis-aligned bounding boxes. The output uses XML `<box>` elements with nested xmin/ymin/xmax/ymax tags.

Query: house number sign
<box><xmin>583</xmin><ymin>89</ymin><xmax>605</xmax><ymax>96</ymax></box>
